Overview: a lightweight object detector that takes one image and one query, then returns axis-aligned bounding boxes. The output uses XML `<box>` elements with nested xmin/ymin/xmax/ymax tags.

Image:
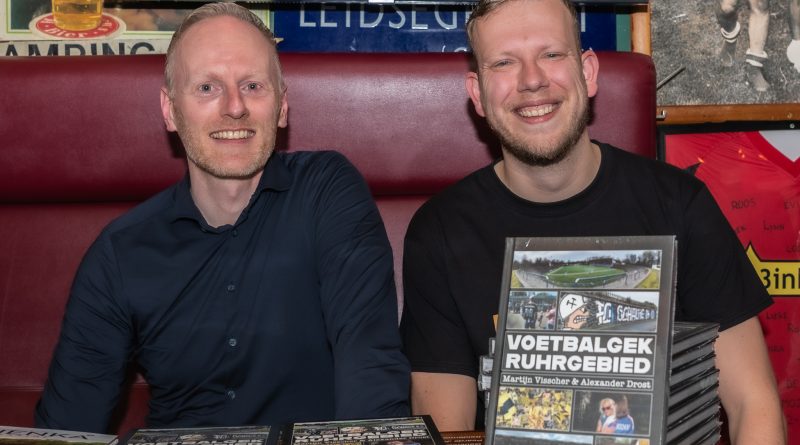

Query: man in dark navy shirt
<box><xmin>35</xmin><ymin>3</ymin><xmax>409</xmax><ymax>433</ymax></box>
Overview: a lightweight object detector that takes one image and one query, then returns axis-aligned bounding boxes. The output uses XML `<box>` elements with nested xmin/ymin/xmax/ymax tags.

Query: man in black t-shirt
<box><xmin>399</xmin><ymin>0</ymin><xmax>785</xmax><ymax>443</ymax></box>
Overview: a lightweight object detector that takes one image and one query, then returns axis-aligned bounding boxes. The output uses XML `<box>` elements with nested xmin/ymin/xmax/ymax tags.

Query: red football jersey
<box><xmin>665</xmin><ymin>130</ymin><xmax>800</xmax><ymax>439</ymax></box>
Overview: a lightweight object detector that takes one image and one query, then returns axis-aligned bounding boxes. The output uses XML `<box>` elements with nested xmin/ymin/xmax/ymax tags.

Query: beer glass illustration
<box><xmin>52</xmin><ymin>0</ymin><xmax>104</xmax><ymax>31</ymax></box>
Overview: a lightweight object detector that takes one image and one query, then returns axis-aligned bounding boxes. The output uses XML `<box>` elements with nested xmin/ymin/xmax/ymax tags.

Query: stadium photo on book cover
<box><xmin>512</xmin><ymin>249</ymin><xmax>661</xmax><ymax>290</ymax></box>
<box><xmin>509</xmin><ymin>249</ymin><xmax>662</xmax><ymax>333</ymax></box>
<box><xmin>486</xmin><ymin>236</ymin><xmax>676</xmax><ymax>445</ymax></box>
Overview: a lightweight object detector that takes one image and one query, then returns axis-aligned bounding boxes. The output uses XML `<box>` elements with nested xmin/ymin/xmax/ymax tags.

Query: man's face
<box><xmin>161</xmin><ymin>15</ymin><xmax>288</xmax><ymax>180</ymax></box>
<box><xmin>466</xmin><ymin>0</ymin><xmax>598</xmax><ymax>167</ymax></box>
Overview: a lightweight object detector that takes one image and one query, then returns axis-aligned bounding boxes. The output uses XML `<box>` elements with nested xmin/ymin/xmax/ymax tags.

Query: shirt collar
<box><xmin>170</xmin><ymin>153</ymin><xmax>293</xmax><ymax>224</ymax></box>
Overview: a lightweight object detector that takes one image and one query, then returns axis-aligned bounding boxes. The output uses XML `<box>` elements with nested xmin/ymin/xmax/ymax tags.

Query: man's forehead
<box><xmin>472</xmin><ymin>2</ymin><xmax>576</xmax><ymax>54</ymax></box>
<box><xmin>473</xmin><ymin>0</ymin><xmax>570</xmax><ymax>34</ymax></box>
<box><xmin>176</xmin><ymin>15</ymin><xmax>271</xmax><ymax>52</ymax></box>
<box><xmin>173</xmin><ymin>18</ymin><xmax>275</xmax><ymax>66</ymax></box>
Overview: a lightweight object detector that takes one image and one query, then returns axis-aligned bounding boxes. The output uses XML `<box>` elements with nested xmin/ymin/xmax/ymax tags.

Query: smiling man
<box><xmin>35</xmin><ymin>2</ymin><xmax>409</xmax><ymax>433</ymax></box>
<box><xmin>400</xmin><ymin>0</ymin><xmax>785</xmax><ymax>443</ymax></box>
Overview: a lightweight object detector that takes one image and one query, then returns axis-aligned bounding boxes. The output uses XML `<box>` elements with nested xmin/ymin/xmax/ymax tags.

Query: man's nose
<box><xmin>223</xmin><ymin>88</ymin><xmax>248</xmax><ymax>119</ymax></box>
<box><xmin>518</xmin><ymin>60</ymin><xmax>548</xmax><ymax>91</ymax></box>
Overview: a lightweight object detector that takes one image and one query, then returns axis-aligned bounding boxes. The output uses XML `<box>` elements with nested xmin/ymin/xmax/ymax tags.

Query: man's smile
<box><xmin>210</xmin><ymin>129</ymin><xmax>255</xmax><ymax>140</ymax></box>
<box><xmin>517</xmin><ymin>103</ymin><xmax>556</xmax><ymax>118</ymax></box>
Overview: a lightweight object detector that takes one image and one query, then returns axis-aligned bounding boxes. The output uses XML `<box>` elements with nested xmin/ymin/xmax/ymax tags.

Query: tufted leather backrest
<box><xmin>0</xmin><ymin>51</ymin><xmax>656</xmax><ymax>433</ymax></box>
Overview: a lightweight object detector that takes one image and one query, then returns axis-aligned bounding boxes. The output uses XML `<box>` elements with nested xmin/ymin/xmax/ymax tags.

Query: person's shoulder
<box><xmin>280</xmin><ymin>150</ymin><xmax>355</xmax><ymax>172</ymax></box>
<box><xmin>81</xmin><ymin>182</ymin><xmax>182</xmax><ymax>261</ymax></box>
<box><xmin>413</xmin><ymin>163</ymin><xmax>495</xmax><ymax>218</ymax></box>
<box><xmin>599</xmin><ymin>142</ymin><xmax>707</xmax><ymax>196</ymax></box>
<box><xmin>403</xmin><ymin>164</ymin><xmax>496</xmax><ymax>247</ymax></box>
<box><xmin>103</xmin><ymin>183</ymin><xmax>180</xmax><ymax>237</ymax></box>
<box><xmin>278</xmin><ymin>150</ymin><xmax>365</xmax><ymax>187</ymax></box>
<box><xmin>601</xmin><ymin>142</ymin><xmax>697</xmax><ymax>180</ymax></box>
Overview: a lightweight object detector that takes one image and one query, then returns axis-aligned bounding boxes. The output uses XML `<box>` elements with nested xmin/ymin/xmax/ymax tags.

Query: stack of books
<box><xmin>115</xmin><ymin>416</ymin><xmax>445</xmax><ymax>445</ymax></box>
<box><xmin>479</xmin><ymin>322</ymin><xmax>722</xmax><ymax>444</ymax></box>
<box><xmin>0</xmin><ymin>416</ymin><xmax>446</xmax><ymax>445</ymax></box>
<box><xmin>666</xmin><ymin>321</ymin><xmax>721</xmax><ymax>445</ymax></box>
<box><xmin>478</xmin><ymin>337</ymin><xmax>495</xmax><ymax>413</ymax></box>
<box><xmin>0</xmin><ymin>426</ymin><xmax>115</xmax><ymax>445</ymax></box>
<box><xmin>484</xmin><ymin>236</ymin><xmax>679</xmax><ymax>445</ymax></box>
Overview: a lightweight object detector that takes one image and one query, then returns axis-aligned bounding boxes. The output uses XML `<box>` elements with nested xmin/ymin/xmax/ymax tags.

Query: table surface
<box><xmin>441</xmin><ymin>430</ymin><xmax>484</xmax><ymax>445</ymax></box>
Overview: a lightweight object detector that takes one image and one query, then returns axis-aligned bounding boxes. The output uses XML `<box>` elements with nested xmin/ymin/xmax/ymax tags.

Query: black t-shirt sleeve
<box><xmin>673</xmin><ymin>184</ymin><xmax>772</xmax><ymax>330</ymax></box>
<box><xmin>400</xmin><ymin>204</ymin><xmax>480</xmax><ymax>378</ymax></box>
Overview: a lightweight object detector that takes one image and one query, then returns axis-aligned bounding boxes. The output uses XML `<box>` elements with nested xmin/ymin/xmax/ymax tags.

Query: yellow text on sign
<box><xmin>747</xmin><ymin>245</ymin><xmax>800</xmax><ymax>296</ymax></box>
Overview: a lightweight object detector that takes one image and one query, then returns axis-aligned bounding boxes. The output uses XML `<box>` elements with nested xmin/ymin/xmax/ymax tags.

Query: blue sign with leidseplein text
<box><xmin>272</xmin><ymin>4</ymin><xmax>620</xmax><ymax>53</ymax></box>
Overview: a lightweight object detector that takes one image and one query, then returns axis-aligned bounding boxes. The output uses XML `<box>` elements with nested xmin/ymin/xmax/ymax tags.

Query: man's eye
<box><xmin>246</xmin><ymin>83</ymin><xmax>260</xmax><ymax>91</ymax></box>
<box><xmin>199</xmin><ymin>84</ymin><xmax>212</xmax><ymax>93</ymax></box>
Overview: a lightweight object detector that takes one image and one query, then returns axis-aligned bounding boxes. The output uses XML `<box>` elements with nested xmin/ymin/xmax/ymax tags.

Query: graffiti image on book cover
<box><xmin>507</xmin><ymin>290</ymin><xmax>660</xmax><ymax>333</ymax></box>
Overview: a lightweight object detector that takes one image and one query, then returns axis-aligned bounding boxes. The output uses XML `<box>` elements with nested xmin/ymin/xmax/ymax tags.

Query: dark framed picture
<box><xmin>658</xmin><ymin>120</ymin><xmax>800</xmax><ymax>441</ymax></box>
<box><xmin>649</xmin><ymin>0</ymin><xmax>800</xmax><ymax>123</ymax></box>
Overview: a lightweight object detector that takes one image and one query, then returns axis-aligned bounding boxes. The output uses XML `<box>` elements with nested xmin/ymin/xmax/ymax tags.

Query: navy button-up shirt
<box><xmin>35</xmin><ymin>151</ymin><xmax>410</xmax><ymax>432</ymax></box>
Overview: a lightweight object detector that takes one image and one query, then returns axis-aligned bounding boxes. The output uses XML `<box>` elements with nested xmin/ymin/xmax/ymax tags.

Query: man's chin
<box><xmin>210</xmin><ymin>169</ymin><xmax>262</xmax><ymax>180</ymax></box>
<box><xmin>189</xmin><ymin>159</ymin><xmax>268</xmax><ymax>181</ymax></box>
<box><xmin>209</xmin><ymin>164</ymin><xmax>266</xmax><ymax>180</ymax></box>
<box><xmin>503</xmin><ymin>140</ymin><xmax>573</xmax><ymax>167</ymax></box>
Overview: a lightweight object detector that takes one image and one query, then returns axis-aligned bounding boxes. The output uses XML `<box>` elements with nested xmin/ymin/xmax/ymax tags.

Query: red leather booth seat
<box><xmin>0</xmin><ymin>52</ymin><xmax>656</xmax><ymax>433</ymax></box>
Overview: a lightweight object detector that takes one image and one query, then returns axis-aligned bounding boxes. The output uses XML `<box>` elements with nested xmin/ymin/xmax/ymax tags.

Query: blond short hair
<box><xmin>164</xmin><ymin>2</ymin><xmax>282</xmax><ymax>94</ymax></box>
<box><xmin>466</xmin><ymin>0</ymin><xmax>581</xmax><ymax>54</ymax></box>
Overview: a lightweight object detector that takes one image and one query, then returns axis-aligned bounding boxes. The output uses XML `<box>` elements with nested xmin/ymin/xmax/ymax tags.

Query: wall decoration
<box><xmin>650</xmin><ymin>0</ymin><xmax>800</xmax><ymax>123</ymax></box>
<box><xmin>1</xmin><ymin>1</ymin><xmax>634</xmax><ymax>56</ymax></box>
<box><xmin>659</xmin><ymin>121</ymin><xmax>800</xmax><ymax>442</ymax></box>
<box><xmin>271</xmin><ymin>3</ymin><xmax>620</xmax><ymax>53</ymax></box>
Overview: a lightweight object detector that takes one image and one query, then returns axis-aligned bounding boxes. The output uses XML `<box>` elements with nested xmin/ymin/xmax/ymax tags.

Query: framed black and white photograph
<box><xmin>650</xmin><ymin>0</ymin><xmax>800</xmax><ymax>123</ymax></box>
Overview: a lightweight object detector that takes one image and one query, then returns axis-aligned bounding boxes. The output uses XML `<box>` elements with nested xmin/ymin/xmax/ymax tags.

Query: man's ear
<box><xmin>160</xmin><ymin>87</ymin><xmax>178</xmax><ymax>132</ymax></box>
<box><xmin>465</xmin><ymin>71</ymin><xmax>486</xmax><ymax>117</ymax></box>
<box><xmin>277</xmin><ymin>87</ymin><xmax>288</xmax><ymax>129</ymax></box>
<box><xmin>581</xmin><ymin>49</ymin><xmax>600</xmax><ymax>98</ymax></box>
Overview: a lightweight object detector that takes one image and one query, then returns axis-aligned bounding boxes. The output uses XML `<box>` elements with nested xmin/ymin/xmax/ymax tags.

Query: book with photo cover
<box><xmin>670</xmin><ymin>338</ymin><xmax>715</xmax><ymax>370</ymax></box>
<box><xmin>666</xmin><ymin>410</ymin><xmax>720</xmax><ymax>445</ymax></box>
<box><xmin>282</xmin><ymin>416</ymin><xmax>444</xmax><ymax>445</ymax></box>
<box><xmin>116</xmin><ymin>426</ymin><xmax>273</xmax><ymax>445</ymax></box>
<box><xmin>0</xmin><ymin>426</ymin><xmax>115</xmax><ymax>445</ymax></box>
<box><xmin>668</xmin><ymin>352</ymin><xmax>717</xmax><ymax>389</ymax></box>
<box><xmin>479</xmin><ymin>321</ymin><xmax>720</xmax><ymax>428</ymax></box>
<box><xmin>484</xmin><ymin>236</ymin><xmax>677</xmax><ymax>445</ymax></box>
<box><xmin>116</xmin><ymin>417</ymin><xmax>443</xmax><ymax>445</ymax></box>
<box><xmin>690</xmin><ymin>425</ymin><xmax>722</xmax><ymax>445</ymax></box>
<box><xmin>669</xmin><ymin>368</ymin><xmax>720</xmax><ymax>408</ymax></box>
<box><xmin>667</xmin><ymin>384</ymin><xmax>719</xmax><ymax>426</ymax></box>
<box><xmin>671</xmin><ymin>322</ymin><xmax>719</xmax><ymax>356</ymax></box>
<box><xmin>665</xmin><ymin>400</ymin><xmax>719</xmax><ymax>443</ymax></box>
